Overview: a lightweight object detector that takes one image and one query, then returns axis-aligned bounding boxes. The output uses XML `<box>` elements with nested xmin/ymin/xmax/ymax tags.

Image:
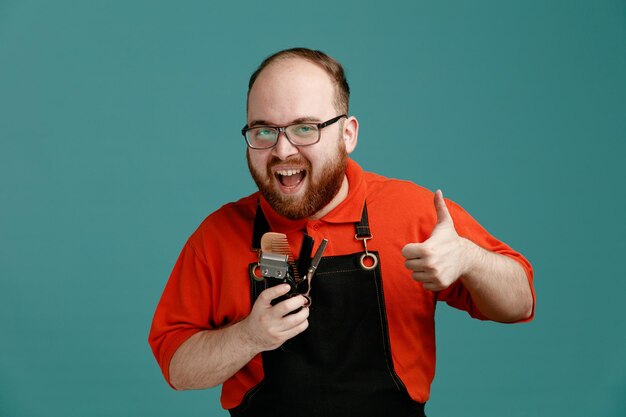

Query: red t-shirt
<box><xmin>148</xmin><ymin>158</ymin><xmax>535</xmax><ymax>409</ymax></box>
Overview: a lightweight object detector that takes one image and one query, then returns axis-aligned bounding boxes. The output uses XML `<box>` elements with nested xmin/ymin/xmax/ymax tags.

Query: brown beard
<box><xmin>247</xmin><ymin>142</ymin><xmax>348</xmax><ymax>220</ymax></box>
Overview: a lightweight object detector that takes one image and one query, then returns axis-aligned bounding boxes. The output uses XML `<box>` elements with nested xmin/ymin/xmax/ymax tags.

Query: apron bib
<box><xmin>231</xmin><ymin>204</ymin><xmax>425</xmax><ymax>417</ymax></box>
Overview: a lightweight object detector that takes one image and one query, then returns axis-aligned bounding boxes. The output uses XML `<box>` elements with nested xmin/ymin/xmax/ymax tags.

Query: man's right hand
<box><xmin>169</xmin><ymin>284</ymin><xmax>309</xmax><ymax>390</ymax></box>
<box><xmin>241</xmin><ymin>284</ymin><xmax>310</xmax><ymax>352</ymax></box>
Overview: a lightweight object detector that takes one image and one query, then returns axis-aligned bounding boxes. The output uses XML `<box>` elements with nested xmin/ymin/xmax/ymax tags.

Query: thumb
<box><xmin>434</xmin><ymin>189</ymin><xmax>453</xmax><ymax>226</ymax></box>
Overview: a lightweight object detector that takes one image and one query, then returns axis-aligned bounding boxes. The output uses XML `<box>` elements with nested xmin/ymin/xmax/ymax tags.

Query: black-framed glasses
<box><xmin>241</xmin><ymin>115</ymin><xmax>347</xmax><ymax>150</ymax></box>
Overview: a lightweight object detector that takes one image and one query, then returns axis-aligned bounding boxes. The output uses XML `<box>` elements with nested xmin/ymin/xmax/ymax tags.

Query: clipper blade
<box><xmin>260</xmin><ymin>232</ymin><xmax>300</xmax><ymax>282</ymax></box>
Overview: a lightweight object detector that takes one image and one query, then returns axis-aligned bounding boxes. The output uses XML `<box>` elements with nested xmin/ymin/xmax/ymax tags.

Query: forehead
<box><xmin>247</xmin><ymin>57</ymin><xmax>336</xmax><ymax>124</ymax></box>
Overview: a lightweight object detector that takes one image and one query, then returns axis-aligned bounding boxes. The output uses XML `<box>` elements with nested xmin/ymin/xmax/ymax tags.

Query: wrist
<box><xmin>459</xmin><ymin>237</ymin><xmax>480</xmax><ymax>278</ymax></box>
<box><xmin>233</xmin><ymin>318</ymin><xmax>264</xmax><ymax>357</ymax></box>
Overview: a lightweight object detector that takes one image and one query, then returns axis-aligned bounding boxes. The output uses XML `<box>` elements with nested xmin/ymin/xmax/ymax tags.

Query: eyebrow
<box><xmin>248</xmin><ymin>116</ymin><xmax>322</xmax><ymax>128</ymax></box>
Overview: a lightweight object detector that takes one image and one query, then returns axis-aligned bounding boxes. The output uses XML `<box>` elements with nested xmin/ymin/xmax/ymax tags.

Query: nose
<box><xmin>271</xmin><ymin>131</ymin><xmax>299</xmax><ymax>160</ymax></box>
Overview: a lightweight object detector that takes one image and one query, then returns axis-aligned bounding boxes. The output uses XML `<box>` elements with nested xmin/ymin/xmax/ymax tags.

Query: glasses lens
<box><xmin>286</xmin><ymin>124</ymin><xmax>319</xmax><ymax>145</ymax></box>
<box><xmin>247</xmin><ymin>127</ymin><xmax>278</xmax><ymax>148</ymax></box>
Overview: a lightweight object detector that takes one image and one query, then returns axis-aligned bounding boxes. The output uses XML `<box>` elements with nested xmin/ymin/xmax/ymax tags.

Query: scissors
<box><xmin>301</xmin><ymin>239</ymin><xmax>328</xmax><ymax>306</ymax></box>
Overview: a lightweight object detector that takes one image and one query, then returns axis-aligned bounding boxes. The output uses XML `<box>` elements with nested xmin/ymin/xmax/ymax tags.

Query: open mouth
<box><xmin>274</xmin><ymin>168</ymin><xmax>307</xmax><ymax>192</ymax></box>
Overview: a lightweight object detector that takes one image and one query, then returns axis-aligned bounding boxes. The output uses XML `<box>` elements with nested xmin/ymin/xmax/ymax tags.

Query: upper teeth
<box><xmin>276</xmin><ymin>169</ymin><xmax>302</xmax><ymax>176</ymax></box>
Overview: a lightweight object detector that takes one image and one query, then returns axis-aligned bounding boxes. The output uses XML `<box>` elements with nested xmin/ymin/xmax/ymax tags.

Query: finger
<box><xmin>404</xmin><ymin>258</ymin><xmax>428</xmax><ymax>271</ymax></box>
<box><xmin>280</xmin><ymin>319</ymin><xmax>309</xmax><ymax>340</ymax></box>
<box><xmin>422</xmin><ymin>282</ymin><xmax>441</xmax><ymax>292</ymax></box>
<box><xmin>401</xmin><ymin>242</ymin><xmax>426</xmax><ymax>259</ymax></box>
<box><xmin>411</xmin><ymin>270</ymin><xmax>434</xmax><ymax>282</ymax></box>
<box><xmin>434</xmin><ymin>189</ymin><xmax>453</xmax><ymax>226</ymax></box>
<box><xmin>257</xmin><ymin>284</ymin><xmax>291</xmax><ymax>306</ymax></box>
<box><xmin>273</xmin><ymin>294</ymin><xmax>308</xmax><ymax>317</ymax></box>
<box><xmin>280</xmin><ymin>305</ymin><xmax>310</xmax><ymax>329</ymax></box>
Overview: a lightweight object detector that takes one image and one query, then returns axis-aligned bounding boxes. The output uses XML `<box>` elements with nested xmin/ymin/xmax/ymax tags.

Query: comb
<box><xmin>260</xmin><ymin>232</ymin><xmax>300</xmax><ymax>282</ymax></box>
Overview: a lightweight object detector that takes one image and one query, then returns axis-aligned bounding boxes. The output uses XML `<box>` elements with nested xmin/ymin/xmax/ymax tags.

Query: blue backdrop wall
<box><xmin>1</xmin><ymin>1</ymin><xmax>624</xmax><ymax>416</ymax></box>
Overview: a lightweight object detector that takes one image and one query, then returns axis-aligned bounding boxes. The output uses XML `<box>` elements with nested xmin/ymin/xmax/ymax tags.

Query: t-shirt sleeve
<box><xmin>148</xmin><ymin>241</ymin><xmax>213</xmax><ymax>386</ymax></box>
<box><xmin>435</xmin><ymin>199</ymin><xmax>535</xmax><ymax>323</ymax></box>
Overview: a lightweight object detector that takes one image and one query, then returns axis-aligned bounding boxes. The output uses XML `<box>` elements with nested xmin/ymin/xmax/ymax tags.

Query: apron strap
<box><xmin>252</xmin><ymin>203</ymin><xmax>269</xmax><ymax>250</ymax></box>
<box><xmin>354</xmin><ymin>203</ymin><xmax>378</xmax><ymax>270</ymax></box>
<box><xmin>355</xmin><ymin>203</ymin><xmax>371</xmax><ymax>239</ymax></box>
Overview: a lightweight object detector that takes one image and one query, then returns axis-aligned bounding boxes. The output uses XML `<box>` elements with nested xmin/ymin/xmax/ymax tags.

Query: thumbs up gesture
<box><xmin>402</xmin><ymin>190</ymin><xmax>469</xmax><ymax>291</ymax></box>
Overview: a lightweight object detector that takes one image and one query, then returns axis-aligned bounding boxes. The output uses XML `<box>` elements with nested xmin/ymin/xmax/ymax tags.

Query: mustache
<box><xmin>266</xmin><ymin>155</ymin><xmax>311</xmax><ymax>170</ymax></box>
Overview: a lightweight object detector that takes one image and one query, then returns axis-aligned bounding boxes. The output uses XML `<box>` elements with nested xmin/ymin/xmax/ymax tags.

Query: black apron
<box><xmin>230</xmin><ymin>204</ymin><xmax>425</xmax><ymax>417</ymax></box>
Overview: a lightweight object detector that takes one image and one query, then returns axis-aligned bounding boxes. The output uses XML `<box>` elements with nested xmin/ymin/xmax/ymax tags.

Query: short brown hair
<box><xmin>247</xmin><ymin>47</ymin><xmax>350</xmax><ymax>114</ymax></box>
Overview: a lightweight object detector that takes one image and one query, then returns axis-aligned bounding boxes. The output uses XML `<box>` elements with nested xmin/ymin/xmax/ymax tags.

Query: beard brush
<box><xmin>260</xmin><ymin>232</ymin><xmax>300</xmax><ymax>282</ymax></box>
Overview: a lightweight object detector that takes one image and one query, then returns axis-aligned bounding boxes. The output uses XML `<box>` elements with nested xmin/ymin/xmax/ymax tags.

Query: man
<box><xmin>149</xmin><ymin>48</ymin><xmax>535</xmax><ymax>417</ymax></box>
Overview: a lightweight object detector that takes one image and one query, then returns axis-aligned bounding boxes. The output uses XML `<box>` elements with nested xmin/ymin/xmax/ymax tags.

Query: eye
<box><xmin>253</xmin><ymin>128</ymin><xmax>276</xmax><ymax>140</ymax></box>
<box><xmin>292</xmin><ymin>124</ymin><xmax>318</xmax><ymax>137</ymax></box>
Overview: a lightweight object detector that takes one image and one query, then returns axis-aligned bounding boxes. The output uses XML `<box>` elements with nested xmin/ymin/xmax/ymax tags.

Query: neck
<box><xmin>309</xmin><ymin>174</ymin><xmax>349</xmax><ymax>220</ymax></box>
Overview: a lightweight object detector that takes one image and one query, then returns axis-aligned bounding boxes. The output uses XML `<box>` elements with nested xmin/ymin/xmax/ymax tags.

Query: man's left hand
<box><xmin>402</xmin><ymin>190</ymin><xmax>470</xmax><ymax>291</ymax></box>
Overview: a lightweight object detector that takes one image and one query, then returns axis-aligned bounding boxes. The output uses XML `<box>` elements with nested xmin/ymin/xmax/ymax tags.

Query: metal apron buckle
<box><xmin>354</xmin><ymin>234</ymin><xmax>378</xmax><ymax>270</ymax></box>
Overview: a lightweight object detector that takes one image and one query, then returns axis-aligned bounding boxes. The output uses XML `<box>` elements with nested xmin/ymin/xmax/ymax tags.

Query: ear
<box><xmin>342</xmin><ymin>116</ymin><xmax>359</xmax><ymax>154</ymax></box>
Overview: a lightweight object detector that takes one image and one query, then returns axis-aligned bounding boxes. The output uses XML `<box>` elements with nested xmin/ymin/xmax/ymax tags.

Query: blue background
<box><xmin>1</xmin><ymin>1</ymin><xmax>625</xmax><ymax>416</ymax></box>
